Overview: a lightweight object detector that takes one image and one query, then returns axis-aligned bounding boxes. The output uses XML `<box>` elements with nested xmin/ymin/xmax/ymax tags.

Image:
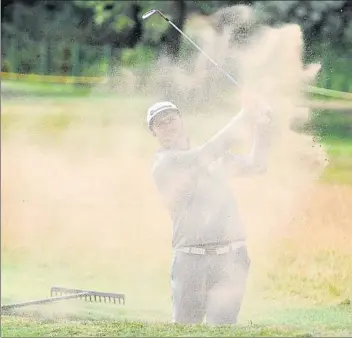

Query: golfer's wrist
<box><xmin>233</xmin><ymin>108</ymin><xmax>244</xmax><ymax>121</ymax></box>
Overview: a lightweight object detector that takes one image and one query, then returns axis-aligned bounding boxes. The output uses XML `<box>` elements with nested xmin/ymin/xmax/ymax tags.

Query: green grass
<box><xmin>295</xmin><ymin>108</ymin><xmax>352</xmax><ymax>185</ymax></box>
<box><xmin>320</xmin><ymin>137</ymin><xmax>352</xmax><ymax>184</ymax></box>
<box><xmin>1</xmin><ymin>303</ymin><xmax>352</xmax><ymax>337</ymax></box>
<box><xmin>1</xmin><ymin>94</ymin><xmax>352</xmax><ymax>336</ymax></box>
<box><xmin>307</xmin><ymin>86</ymin><xmax>352</xmax><ymax>101</ymax></box>
<box><xmin>2</xmin><ymin>310</ymin><xmax>351</xmax><ymax>337</ymax></box>
<box><xmin>2</xmin><ymin>250</ymin><xmax>352</xmax><ymax>337</ymax></box>
<box><xmin>2</xmin><ymin>80</ymin><xmax>94</xmax><ymax>98</ymax></box>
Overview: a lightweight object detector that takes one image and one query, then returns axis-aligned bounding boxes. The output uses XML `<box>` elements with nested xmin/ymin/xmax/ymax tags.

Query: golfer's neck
<box><xmin>167</xmin><ymin>137</ymin><xmax>190</xmax><ymax>150</ymax></box>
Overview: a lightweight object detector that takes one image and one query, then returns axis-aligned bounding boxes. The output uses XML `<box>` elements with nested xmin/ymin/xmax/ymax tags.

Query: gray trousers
<box><xmin>171</xmin><ymin>245</ymin><xmax>251</xmax><ymax>325</ymax></box>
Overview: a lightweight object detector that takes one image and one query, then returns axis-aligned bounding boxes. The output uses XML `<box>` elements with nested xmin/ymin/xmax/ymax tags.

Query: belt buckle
<box><xmin>191</xmin><ymin>247</ymin><xmax>205</xmax><ymax>255</ymax></box>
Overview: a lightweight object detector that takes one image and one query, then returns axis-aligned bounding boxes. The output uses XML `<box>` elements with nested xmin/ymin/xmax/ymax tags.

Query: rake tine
<box><xmin>49</xmin><ymin>286</ymin><xmax>125</xmax><ymax>306</ymax></box>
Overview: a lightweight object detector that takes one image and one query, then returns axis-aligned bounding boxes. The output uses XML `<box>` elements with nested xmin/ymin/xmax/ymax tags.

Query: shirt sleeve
<box><xmin>152</xmin><ymin>108</ymin><xmax>249</xmax><ymax>203</ymax></box>
<box><xmin>154</xmin><ymin>108</ymin><xmax>249</xmax><ymax>172</ymax></box>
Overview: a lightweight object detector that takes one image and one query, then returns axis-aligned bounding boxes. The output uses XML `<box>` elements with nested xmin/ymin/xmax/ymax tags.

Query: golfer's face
<box><xmin>152</xmin><ymin>111</ymin><xmax>183</xmax><ymax>146</ymax></box>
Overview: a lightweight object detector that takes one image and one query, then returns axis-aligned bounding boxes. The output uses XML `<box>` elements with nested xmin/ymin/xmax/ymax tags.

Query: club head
<box><xmin>142</xmin><ymin>9</ymin><xmax>159</xmax><ymax>20</ymax></box>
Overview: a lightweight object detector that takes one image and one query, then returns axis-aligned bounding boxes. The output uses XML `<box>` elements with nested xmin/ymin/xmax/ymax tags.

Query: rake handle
<box><xmin>1</xmin><ymin>292</ymin><xmax>89</xmax><ymax>311</ymax></box>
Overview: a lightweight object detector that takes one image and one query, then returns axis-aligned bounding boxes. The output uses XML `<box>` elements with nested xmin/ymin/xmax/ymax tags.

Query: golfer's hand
<box><xmin>256</xmin><ymin>105</ymin><xmax>272</xmax><ymax>126</ymax></box>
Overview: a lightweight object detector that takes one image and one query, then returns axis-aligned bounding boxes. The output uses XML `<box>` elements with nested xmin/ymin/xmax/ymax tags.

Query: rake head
<box><xmin>50</xmin><ymin>286</ymin><xmax>125</xmax><ymax>305</ymax></box>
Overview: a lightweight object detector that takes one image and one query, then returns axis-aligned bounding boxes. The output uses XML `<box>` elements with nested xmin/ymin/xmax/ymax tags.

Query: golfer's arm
<box><xmin>225</xmin><ymin>123</ymin><xmax>271</xmax><ymax>175</ymax></box>
<box><xmin>153</xmin><ymin>109</ymin><xmax>249</xmax><ymax>171</ymax></box>
<box><xmin>152</xmin><ymin>108</ymin><xmax>249</xmax><ymax>199</ymax></box>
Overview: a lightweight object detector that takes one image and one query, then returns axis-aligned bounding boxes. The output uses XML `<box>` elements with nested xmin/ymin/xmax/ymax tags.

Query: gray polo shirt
<box><xmin>152</xmin><ymin>112</ymin><xmax>270</xmax><ymax>249</ymax></box>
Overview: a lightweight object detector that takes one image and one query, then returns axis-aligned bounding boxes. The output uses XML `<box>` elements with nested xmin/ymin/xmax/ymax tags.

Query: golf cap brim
<box><xmin>147</xmin><ymin>101</ymin><xmax>180</xmax><ymax>130</ymax></box>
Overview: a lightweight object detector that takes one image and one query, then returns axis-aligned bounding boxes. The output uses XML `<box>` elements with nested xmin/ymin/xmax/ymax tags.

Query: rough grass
<box><xmin>1</xmin><ymin>96</ymin><xmax>352</xmax><ymax>337</ymax></box>
<box><xmin>2</xmin><ymin>80</ymin><xmax>93</xmax><ymax>98</ymax></box>
<box><xmin>2</xmin><ymin>310</ymin><xmax>352</xmax><ymax>337</ymax></box>
<box><xmin>321</xmin><ymin>138</ymin><xmax>352</xmax><ymax>184</ymax></box>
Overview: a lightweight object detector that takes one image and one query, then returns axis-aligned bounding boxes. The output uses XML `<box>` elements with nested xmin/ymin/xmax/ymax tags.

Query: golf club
<box><xmin>142</xmin><ymin>9</ymin><xmax>239</xmax><ymax>86</ymax></box>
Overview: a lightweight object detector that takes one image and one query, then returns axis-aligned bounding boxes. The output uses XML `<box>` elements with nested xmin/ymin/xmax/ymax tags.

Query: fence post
<box><xmin>322</xmin><ymin>45</ymin><xmax>331</xmax><ymax>90</ymax></box>
<box><xmin>342</xmin><ymin>56</ymin><xmax>351</xmax><ymax>92</ymax></box>
<box><xmin>103</xmin><ymin>44</ymin><xmax>112</xmax><ymax>77</ymax></box>
<box><xmin>8</xmin><ymin>36</ymin><xmax>19</xmax><ymax>73</ymax></box>
<box><xmin>71</xmin><ymin>42</ymin><xmax>80</xmax><ymax>77</ymax></box>
<box><xmin>348</xmin><ymin>57</ymin><xmax>352</xmax><ymax>92</ymax></box>
<box><xmin>38</xmin><ymin>40</ymin><xmax>48</xmax><ymax>75</ymax></box>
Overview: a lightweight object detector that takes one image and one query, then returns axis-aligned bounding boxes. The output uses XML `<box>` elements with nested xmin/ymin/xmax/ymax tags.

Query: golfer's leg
<box><xmin>171</xmin><ymin>253</ymin><xmax>206</xmax><ymax>324</ymax></box>
<box><xmin>206</xmin><ymin>246</ymin><xmax>251</xmax><ymax>325</ymax></box>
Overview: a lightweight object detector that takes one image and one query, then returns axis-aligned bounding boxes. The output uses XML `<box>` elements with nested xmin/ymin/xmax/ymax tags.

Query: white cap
<box><xmin>147</xmin><ymin>101</ymin><xmax>180</xmax><ymax>130</ymax></box>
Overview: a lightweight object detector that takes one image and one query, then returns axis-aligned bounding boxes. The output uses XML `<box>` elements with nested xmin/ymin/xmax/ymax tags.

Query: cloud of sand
<box><xmin>1</xmin><ymin>4</ymin><xmax>330</xmax><ymax>321</ymax></box>
<box><xmin>98</xmin><ymin>3</ymin><xmax>330</xmax><ymax>308</ymax></box>
<box><xmin>112</xmin><ymin>4</ymin><xmax>328</xmax><ymax>244</ymax></box>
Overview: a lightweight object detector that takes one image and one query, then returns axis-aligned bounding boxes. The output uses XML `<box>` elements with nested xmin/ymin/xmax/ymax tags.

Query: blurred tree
<box><xmin>74</xmin><ymin>0</ymin><xmax>187</xmax><ymax>58</ymax></box>
<box><xmin>159</xmin><ymin>0</ymin><xmax>187</xmax><ymax>59</ymax></box>
<box><xmin>1</xmin><ymin>0</ymin><xmax>351</xmax><ymax>75</ymax></box>
<box><xmin>2</xmin><ymin>0</ymin><xmax>351</xmax><ymax>51</ymax></box>
<box><xmin>253</xmin><ymin>1</ymin><xmax>352</xmax><ymax>49</ymax></box>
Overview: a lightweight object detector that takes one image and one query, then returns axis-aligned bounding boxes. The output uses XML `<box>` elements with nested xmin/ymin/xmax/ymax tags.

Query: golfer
<box><xmin>148</xmin><ymin>97</ymin><xmax>271</xmax><ymax>325</ymax></box>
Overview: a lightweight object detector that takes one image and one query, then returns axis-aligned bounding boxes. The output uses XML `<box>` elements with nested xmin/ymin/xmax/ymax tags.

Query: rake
<box><xmin>1</xmin><ymin>286</ymin><xmax>125</xmax><ymax>311</ymax></box>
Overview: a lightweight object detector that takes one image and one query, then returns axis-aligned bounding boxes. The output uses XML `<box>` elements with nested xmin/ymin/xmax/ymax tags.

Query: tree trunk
<box><xmin>160</xmin><ymin>0</ymin><xmax>187</xmax><ymax>60</ymax></box>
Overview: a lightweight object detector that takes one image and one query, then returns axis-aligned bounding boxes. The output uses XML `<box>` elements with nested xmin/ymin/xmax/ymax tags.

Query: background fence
<box><xmin>1</xmin><ymin>33</ymin><xmax>352</xmax><ymax>93</ymax></box>
<box><xmin>1</xmin><ymin>35</ymin><xmax>118</xmax><ymax>78</ymax></box>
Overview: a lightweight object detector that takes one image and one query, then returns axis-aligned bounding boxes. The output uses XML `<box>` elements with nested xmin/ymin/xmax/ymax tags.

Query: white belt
<box><xmin>176</xmin><ymin>240</ymin><xmax>246</xmax><ymax>255</ymax></box>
